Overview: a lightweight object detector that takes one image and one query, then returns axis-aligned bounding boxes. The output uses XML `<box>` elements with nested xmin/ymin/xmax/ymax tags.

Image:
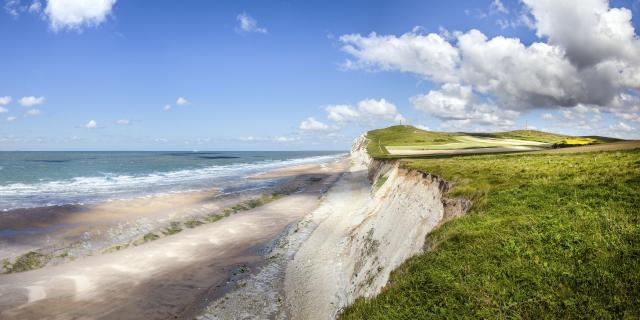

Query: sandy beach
<box><xmin>0</xmin><ymin>158</ymin><xmax>349</xmax><ymax>319</ymax></box>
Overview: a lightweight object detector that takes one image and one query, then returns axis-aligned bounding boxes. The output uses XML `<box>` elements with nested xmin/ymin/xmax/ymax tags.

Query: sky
<box><xmin>0</xmin><ymin>0</ymin><xmax>639</xmax><ymax>150</ymax></box>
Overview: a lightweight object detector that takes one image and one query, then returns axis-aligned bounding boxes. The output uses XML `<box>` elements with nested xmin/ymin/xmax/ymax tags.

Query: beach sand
<box><xmin>0</xmin><ymin>157</ymin><xmax>349</xmax><ymax>319</ymax></box>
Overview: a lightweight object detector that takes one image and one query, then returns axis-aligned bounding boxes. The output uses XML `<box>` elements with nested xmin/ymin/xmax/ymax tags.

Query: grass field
<box><xmin>341</xmin><ymin>138</ymin><xmax>640</xmax><ymax>319</ymax></box>
<box><xmin>368</xmin><ymin>126</ymin><xmax>622</xmax><ymax>159</ymax></box>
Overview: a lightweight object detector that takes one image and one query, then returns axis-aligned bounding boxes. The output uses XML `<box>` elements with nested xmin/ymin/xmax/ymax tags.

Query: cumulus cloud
<box><xmin>542</xmin><ymin>113</ymin><xmax>554</xmax><ymax>120</ymax></box>
<box><xmin>326</xmin><ymin>104</ymin><xmax>360</xmax><ymax>123</ymax></box>
<box><xmin>236</xmin><ymin>13</ymin><xmax>267</xmax><ymax>34</ymax></box>
<box><xmin>410</xmin><ymin>83</ymin><xmax>518</xmax><ymax>128</ymax></box>
<box><xmin>18</xmin><ymin>96</ymin><xmax>45</xmax><ymax>106</ymax></box>
<box><xmin>116</xmin><ymin>119</ymin><xmax>129</xmax><ymax>125</ymax></box>
<box><xmin>26</xmin><ymin>108</ymin><xmax>41</xmax><ymax>116</ymax></box>
<box><xmin>340</xmin><ymin>32</ymin><xmax>459</xmax><ymax>83</ymax></box>
<box><xmin>357</xmin><ymin>98</ymin><xmax>406</xmax><ymax>123</ymax></box>
<box><xmin>84</xmin><ymin>120</ymin><xmax>97</xmax><ymax>129</ymax></box>
<box><xmin>0</xmin><ymin>107</ymin><xmax>7</xmax><ymax>113</ymax></box>
<box><xmin>323</xmin><ymin>98</ymin><xmax>406</xmax><ymax>127</ymax></box>
<box><xmin>339</xmin><ymin>0</ymin><xmax>640</xmax><ymax>129</ymax></box>
<box><xmin>6</xmin><ymin>116</ymin><xmax>16</xmax><ymax>122</ymax></box>
<box><xmin>608</xmin><ymin>121</ymin><xmax>635</xmax><ymax>132</ymax></box>
<box><xmin>176</xmin><ymin>97</ymin><xmax>189</xmax><ymax>106</ymax></box>
<box><xmin>45</xmin><ymin>0</ymin><xmax>116</xmax><ymax>31</ymax></box>
<box><xmin>299</xmin><ymin>117</ymin><xmax>332</xmax><ymax>131</ymax></box>
<box><xmin>0</xmin><ymin>96</ymin><xmax>11</xmax><ymax>105</ymax></box>
<box><xmin>163</xmin><ymin>104</ymin><xmax>172</xmax><ymax>111</ymax></box>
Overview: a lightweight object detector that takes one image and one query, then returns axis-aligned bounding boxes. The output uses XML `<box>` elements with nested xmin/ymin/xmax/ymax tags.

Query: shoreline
<box><xmin>0</xmin><ymin>152</ymin><xmax>348</xmax><ymax>212</ymax></box>
<box><xmin>0</xmin><ymin>157</ymin><xmax>350</xmax><ymax>319</ymax></box>
<box><xmin>0</xmin><ymin>156</ymin><xmax>347</xmax><ymax>267</ymax></box>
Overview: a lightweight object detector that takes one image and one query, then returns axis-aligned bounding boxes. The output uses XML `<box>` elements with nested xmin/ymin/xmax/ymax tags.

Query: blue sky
<box><xmin>0</xmin><ymin>0</ymin><xmax>639</xmax><ymax>150</ymax></box>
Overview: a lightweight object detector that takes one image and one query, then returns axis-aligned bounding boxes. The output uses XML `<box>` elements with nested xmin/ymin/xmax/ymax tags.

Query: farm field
<box><xmin>368</xmin><ymin>126</ymin><xmax>619</xmax><ymax>158</ymax></box>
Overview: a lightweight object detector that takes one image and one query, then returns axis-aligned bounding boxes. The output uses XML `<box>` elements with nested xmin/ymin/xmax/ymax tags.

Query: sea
<box><xmin>0</xmin><ymin>151</ymin><xmax>346</xmax><ymax>211</ymax></box>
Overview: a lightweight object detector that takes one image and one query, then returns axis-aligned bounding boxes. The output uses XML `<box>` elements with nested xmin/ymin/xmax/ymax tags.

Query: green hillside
<box><xmin>342</xmin><ymin>142</ymin><xmax>640</xmax><ymax>319</ymax></box>
<box><xmin>366</xmin><ymin>125</ymin><xmax>458</xmax><ymax>158</ymax></box>
<box><xmin>343</xmin><ymin>127</ymin><xmax>638</xmax><ymax>319</ymax></box>
<box><xmin>366</xmin><ymin>126</ymin><xmax>622</xmax><ymax>159</ymax></box>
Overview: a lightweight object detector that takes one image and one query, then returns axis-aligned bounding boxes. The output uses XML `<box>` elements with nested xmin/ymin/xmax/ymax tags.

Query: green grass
<box><xmin>375</xmin><ymin>175</ymin><xmax>388</xmax><ymax>189</ymax></box>
<box><xmin>367</xmin><ymin>126</ymin><xmax>622</xmax><ymax>159</ymax></box>
<box><xmin>2</xmin><ymin>251</ymin><xmax>51</xmax><ymax>273</ymax></box>
<box><xmin>481</xmin><ymin>129</ymin><xmax>572</xmax><ymax>143</ymax></box>
<box><xmin>162</xmin><ymin>221</ymin><xmax>183</xmax><ymax>235</ymax></box>
<box><xmin>367</xmin><ymin>125</ymin><xmax>458</xmax><ymax>158</ymax></box>
<box><xmin>142</xmin><ymin>232</ymin><xmax>160</xmax><ymax>242</ymax></box>
<box><xmin>184</xmin><ymin>218</ymin><xmax>205</xmax><ymax>228</ymax></box>
<box><xmin>341</xmin><ymin>148</ymin><xmax>640</xmax><ymax>319</ymax></box>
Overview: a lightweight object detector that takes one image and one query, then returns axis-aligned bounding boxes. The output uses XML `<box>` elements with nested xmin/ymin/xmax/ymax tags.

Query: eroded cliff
<box><xmin>283</xmin><ymin>133</ymin><xmax>471</xmax><ymax>319</ymax></box>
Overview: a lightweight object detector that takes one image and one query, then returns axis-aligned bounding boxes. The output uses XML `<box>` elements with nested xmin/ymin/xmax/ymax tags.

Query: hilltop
<box><xmin>366</xmin><ymin>125</ymin><xmax>622</xmax><ymax>158</ymax></box>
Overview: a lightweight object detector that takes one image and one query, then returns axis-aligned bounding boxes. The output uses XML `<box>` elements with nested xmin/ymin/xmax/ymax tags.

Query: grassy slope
<box><xmin>367</xmin><ymin>126</ymin><xmax>617</xmax><ymax>159</ymax></box>
<box><xmin>367</xmin><ymin>125</ymin><xmax>458</xmax><ymax>158</ymax></box>
<box><xmin>482</xmin><ymin>130</ymin><xmax>571</xmax><ymax>143</ymax></box>
<box><xmin>342</xmin><ymin>130</ymin><xmax>640</xmax><ymax>319</ymax></box>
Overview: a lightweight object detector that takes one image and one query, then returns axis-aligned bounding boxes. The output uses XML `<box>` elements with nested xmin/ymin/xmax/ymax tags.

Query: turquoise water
<box><xmin>0</xmin><ymin>151</ymin><xmax>345</xmax><ymax>210</ymax></box>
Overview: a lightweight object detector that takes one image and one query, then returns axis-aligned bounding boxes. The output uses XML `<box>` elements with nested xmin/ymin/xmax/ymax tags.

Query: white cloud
<box><xmin>340</xmin><ymin>31</ymin><xmax>459</xmax><ymax>83</ymax></box>
<box><xmin>321</xmin><ymin>98</ymin><xmax>406</xmax><ymax>128</ymax></box>
<box><xmin>525</xmin><ymin>0</ymin><xmax>640</xmax><ymax>68</ymax></box>
<box><xmin>609</xmin><ymin>121</ymin><xmax>635</xmax><ymax>132</ymax></box>
<box><xmin>299</xmin><ymin>117</ymin><xmax>332</xmax><ymax>131</ymax></box>
<box><xmin>236</xmin><ymin>13</ymin><xmax>267</xmax><ymax>34</ymax></box>
<box><xmin>619</xmin><ymin>113</ymin><xmax>640</xmax><ymax>122</ymax></box>
<box><xmin>4</xmin><ymin>0</ymin><xmax>20</xmax><ymax>16</ymax></box>
<box><xmin>84</xmin><ymin>120</ymin><xmax>96</xmax><ymax>129</ymax></box>
<box><xmin>0</xmin><ymin>107</ymin><xmax>7</xmax><ymax>113</ymax></box>
<box><xmin>26</xmin><ymin>108</ymin><xmax>41</xmax><ymax>116</ymax></box>
<box><xmin>18</xmin><ymin>96</ymin><xmax>45</xmax><ymax>106</ymax></box>
<box><xmin>410</xmin><ymin>83</ymin><xmax>518</xmax><ymax>128</ymax></box>
<box><xmin>490</xmin><ymin>0</ymin><xmax>509</xmax><ymax>14</ymax></box>
<box><xmin>45</xmin><ymin>0</ymin><xmax>116</xmax><ymax>31</ymax></box>
<box><xmin>0</xmin><ymin>96</ymin><xmax>11</xmax><ymax>105</ymax></box>
<box><xmin>176</xmin><ymin>97</ymin><xmax>189</xmax><ymax>106</ymax></box>
<box><xmin>357</xmin><ymin>98</ymin><xmax>402</xmax><ymax>121</ymax></box>
<box><xmin>542</xmin><ymin>113</ymin><xmax>554</xmax><ymax>120</ymax></box>
<box><xmin>326</xmin><ymin>104</ymin><xmax>360</xmax><ymax>123</ymax></box>
<box><xmin>6</xmin><ymin>116</ymin><xmax>16</xmax><ymax>122</ymax></box>
<box><xmin>115</xmin><ymin>119</ymin><xmax>129</xmax><ymax>125</ymax></box>
<box><xmin>163</xmin><ymin>104</ymin><xmax>172</xmax><ymax>111</ymax></box>
<box><xmin>28</xmin><ymin>0</ymin><xmax>40</xmax><ymax>13</ymax></box>
<box><xmin>274</xmin><ymin>136</ymin><xmax>298</xmax><ymax>142</ymax></box>
<box><xmin>339</xmin><ymin>0</ymin><xmax>640</xmax><ymax>129</ymax></box>
<box><xmin>415</xmin><ymin>124</ymin><xmax>430</xmax><ymax>131</ymax></box>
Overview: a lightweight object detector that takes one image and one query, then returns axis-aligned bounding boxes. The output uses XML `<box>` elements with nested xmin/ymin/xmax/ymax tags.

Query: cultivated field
<box><xmin>367</xmin><ymin>125</ymin><xmax>618</xmax><ymax>158</ymax></box>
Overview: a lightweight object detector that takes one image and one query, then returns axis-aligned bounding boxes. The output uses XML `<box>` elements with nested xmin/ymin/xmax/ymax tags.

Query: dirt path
<box><xmin>0</xmin><ymin>160</ymin><xmax>348</xmax><ymax>320</ymax></box>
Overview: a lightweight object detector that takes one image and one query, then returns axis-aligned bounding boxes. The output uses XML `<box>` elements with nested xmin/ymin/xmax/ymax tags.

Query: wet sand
<box><xmin>0</xmin><ymin>157</ymin><xmax>349</xmax><ymax>319</ymax></box>
<box><xmin>0</xmin><ymin>188</ymin><xmax>223</xmax><ymax>259</ymax></box>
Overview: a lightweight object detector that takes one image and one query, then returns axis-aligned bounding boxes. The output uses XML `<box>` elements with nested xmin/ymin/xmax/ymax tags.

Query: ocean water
<box><xmin>0</xmin><ymin>151</ymin><xmax>346</xmax><ymax>211</ymax></box>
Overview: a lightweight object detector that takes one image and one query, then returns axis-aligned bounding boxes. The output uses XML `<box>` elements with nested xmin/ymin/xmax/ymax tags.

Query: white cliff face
<box><xmin>349</xmin><ymin>133</ymin><xmax>372</xmax><ymax>170</ymax></box>
<box><xmin>284</xmin><ymin>133</ymin><xmax>470</xmax><ymax>320</ymax></box>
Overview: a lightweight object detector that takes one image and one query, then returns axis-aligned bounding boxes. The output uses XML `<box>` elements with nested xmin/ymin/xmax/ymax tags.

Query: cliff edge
<box><xmin>283</xmin><ymin>133</ymin><xmax>470</xmax><ymax>319</ymax></box>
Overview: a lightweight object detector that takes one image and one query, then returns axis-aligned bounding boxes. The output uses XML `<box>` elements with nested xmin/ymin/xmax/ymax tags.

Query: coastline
<box><xmin>0</xmin><ymin>156</ymin><xmax>346</xmax><ymax>265</ymax></box>
<box><xmin>0</xmin><ymin>156</ymin><xmax>350</xmax><ymax>319</ymax></box>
